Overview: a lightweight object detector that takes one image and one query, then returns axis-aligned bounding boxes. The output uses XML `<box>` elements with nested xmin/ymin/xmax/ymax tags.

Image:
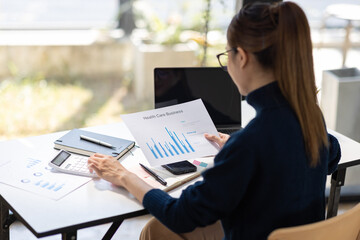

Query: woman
<box><xmin>88</xmin><ymin>2</ymin><xmax>341</xmax><ymax>239</ymax></box>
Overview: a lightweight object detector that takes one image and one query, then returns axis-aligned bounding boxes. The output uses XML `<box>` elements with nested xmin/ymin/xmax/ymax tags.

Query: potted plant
<box><xmin>129</xmin><ymin>0</ymin><xmax>202</xmax><ymax>104</ymax></box>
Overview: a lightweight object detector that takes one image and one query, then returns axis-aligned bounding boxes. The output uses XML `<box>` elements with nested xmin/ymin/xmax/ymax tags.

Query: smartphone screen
<box><xmin>162</xmin><ymin>161</ymin><xmax>197</xmax><ymax>175</ymax></box>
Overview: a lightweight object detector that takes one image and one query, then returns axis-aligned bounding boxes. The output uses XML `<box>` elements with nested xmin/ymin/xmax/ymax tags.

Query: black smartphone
<box><xmin>162</xmin><ymin>161</ymin><xmax>197</xmax><ymax>175</ymax></box>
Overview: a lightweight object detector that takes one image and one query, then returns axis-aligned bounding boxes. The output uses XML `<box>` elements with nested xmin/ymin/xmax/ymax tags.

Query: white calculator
<box><xmin>49</xmin><ymin>150</ymin><xmax>97</xmax><ymax>177</ymax></box>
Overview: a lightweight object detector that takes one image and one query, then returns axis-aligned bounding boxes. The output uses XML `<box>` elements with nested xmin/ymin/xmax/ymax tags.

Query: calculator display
<box><xmin>52</xmin><ymin>151</ymin><xmax>70</xmax><ymax>166</ymax></box>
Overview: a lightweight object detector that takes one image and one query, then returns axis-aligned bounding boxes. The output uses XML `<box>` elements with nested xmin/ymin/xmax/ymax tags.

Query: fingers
<box><xmin>87</xmin><ymin>158</ymin><xmax>100</xmax><ymax>173</ymax></box>
<box><xmin>88</xmin><ymin>156</ymin><xmax>102</xmax><ymax>163</ymax></box>
<box><xmin>87</xmin><ymin>155</ymin><xmax>106</xmax><ymax>173</ymax></box>
<box><xmin>204</xmin><ymin>133</ymin><xmax>222</xmax><ymax>144</ymax></box>
<box><xmin>88</xmin><ymin>154</ymin><xmax>124</xmax><ymax>172</ymax></box>
<box><xmin>92</xmin><ymin>153</ymin><xmax>106</xmax><ymax>158</ymax></box>
<box><xmin>218</xmin><ymin>132</ymin><xmax>230</xmax><ymax>138</ymax></box>
<box><xmin>88</xmin><ymin>156</ymin><xmax>126</xmax><ymax>187</ymax></box>
<box><xmin>87</xmin><ymin>157</ymin><xmax>99</xmax><ymax>166</ymax></box>
<box><xmin>218</xmin><ymin>133</ymin><xmax>230</xmax><ymax>143</ymax></box>
<box><xmin>89</xmin><ymin>154</ymin><xmax>115</xmax><ymax>163</ymax></box>
<box><xmin>88</xmin><ymin>157</ymin><xmax>102</xmax><ymax>164</ymax></box>
<box><xmin>87</xmin><ymin>157</ymin><xmax>108</xmax><ymax>176</ymax></box>
<box><xmin>88</xmin><ymin>163</ymin><xmax>94</xmax><ymax>173</ymax></box>
<box><xmin>204</xmin><ymin>132</ymin><xmax>230</xmax><ymax>149</ymax></box>
<box><xmin>204</xmin><ymin>133</ymin><xmax>220</xmax><ymax>141</ymax></box>
<box><xmin>88</xmin><ymin>163</ymin><xmax>101</xmax><ymax>176</ymax></box>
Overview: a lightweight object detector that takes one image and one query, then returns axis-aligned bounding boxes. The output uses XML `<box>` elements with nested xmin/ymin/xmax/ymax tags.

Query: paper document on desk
<box><xmin>121</xmin><ymin>99</ymin><xmax>219</xmax><ymax>166</ymax></box>
<box><xmin>0</xmin><ymin>153</ymin><xmax>92</xmax><ymax>200</ymax></box>
<box><xmin>121</xmin><ymin>147</ymin><xmax>214</xmax><ymax>192</ymax></box>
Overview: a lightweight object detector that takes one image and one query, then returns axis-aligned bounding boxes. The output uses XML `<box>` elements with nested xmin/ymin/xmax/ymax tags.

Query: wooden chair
<box><xmin>268</xmin><ymin>203</ymin><xmax>360</xmax><ymax>240</ymax></box>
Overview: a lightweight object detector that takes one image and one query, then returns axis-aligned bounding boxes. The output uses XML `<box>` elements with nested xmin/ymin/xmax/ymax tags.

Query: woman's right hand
<box><xmin>88</xmin><ymin>153</ymin><xmax>128</xmax><ymax>187</ymax></box>
<box><xmin>204</xmin><ymin>132</ymin><xmax>230</xmax><ymax>149</ymax></box>
<box><xmin>88</xmin><ymin>153</ymin><xmax>153</xmax><ymax>203</ymax></box>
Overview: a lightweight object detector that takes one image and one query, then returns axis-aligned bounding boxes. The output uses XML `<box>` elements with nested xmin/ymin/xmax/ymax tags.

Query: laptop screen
<box><xmin>154</xmin><ymin>67</ymin><xmax>241</xmax><ymax>127</ymax></box>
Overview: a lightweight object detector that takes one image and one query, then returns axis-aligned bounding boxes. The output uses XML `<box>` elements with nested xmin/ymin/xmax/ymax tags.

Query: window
<box><xmin>0</xmin><ymin>0</ymin><xmax>118</xmax><ymax>29</ymax></box>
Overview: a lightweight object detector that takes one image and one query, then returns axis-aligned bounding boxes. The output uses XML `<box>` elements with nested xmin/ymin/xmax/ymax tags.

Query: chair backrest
<box><xmin>268</xmin><ymin>203</ymin><xmax>360</xmax><ymax>240</ymax></box>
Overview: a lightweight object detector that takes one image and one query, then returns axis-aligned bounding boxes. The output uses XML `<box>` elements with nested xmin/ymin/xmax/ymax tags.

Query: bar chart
<box><xmin>121</xmin><ymin>99</ymin><xmax>220</xmax><ymax>166</ymax></box>
<box><xmin>0</xmin><ymin>157</ymin><xmax>92</xmax><ymax>200</ymax></box>
<box><xmin>146</xmin><ymin>127</ymin><xmax>195</xmax><ymax>159</ymax></box>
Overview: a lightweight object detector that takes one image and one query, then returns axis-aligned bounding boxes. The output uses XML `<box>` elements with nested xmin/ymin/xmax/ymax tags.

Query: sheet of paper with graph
<box><xmin>121</xmin><ymin>99</ymin><xmax>219</xmax><ymax>166</ymax></box>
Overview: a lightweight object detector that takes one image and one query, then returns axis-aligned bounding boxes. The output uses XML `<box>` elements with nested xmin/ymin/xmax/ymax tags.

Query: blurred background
<box><xmin>1</xmin><ymin>1</ymin><xmax>360</xmax><ymax>238</ymax></box>
<box><xmin>0</xmin><ymin>0</ymin><xmax>359</xmax><ymax>141</ymax></box>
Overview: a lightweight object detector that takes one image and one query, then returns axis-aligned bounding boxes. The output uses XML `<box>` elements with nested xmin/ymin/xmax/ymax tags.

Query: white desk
<box><xmin>0</xmin><ymin>123</ymin><xmax>187</xmax><ymax>240</ymax></box>
<box><xmin>0</xmin><ymin>122</ymin><xmax>359</xmax><ymax>239</ymax></box>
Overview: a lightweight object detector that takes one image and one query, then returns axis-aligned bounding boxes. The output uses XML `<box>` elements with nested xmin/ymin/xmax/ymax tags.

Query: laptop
<box><xmin>154</xmin><ymin>67</ymin><xmax>242</xmax><ymax>134</ymax></box>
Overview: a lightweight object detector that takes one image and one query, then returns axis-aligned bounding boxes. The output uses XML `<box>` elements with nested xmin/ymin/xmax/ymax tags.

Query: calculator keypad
<box><xmin>67</xmin><ymin>155</ymin><xmax>95</xmax><ymax>176</ymax></box>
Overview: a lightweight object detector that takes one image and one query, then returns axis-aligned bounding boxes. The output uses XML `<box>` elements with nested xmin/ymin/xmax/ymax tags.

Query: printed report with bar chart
<box><xmin>121</xmin><ymin>99</ymin><xmax>220</xmax><ymax>166</ymax></box>
<box><xmin>0</xmin><ymin>153</ymin><xmax>92</xmax><ymax>200</ymax></box>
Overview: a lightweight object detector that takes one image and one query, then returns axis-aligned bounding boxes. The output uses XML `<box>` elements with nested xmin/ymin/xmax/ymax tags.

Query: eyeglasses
<box><xmin>216</xmin><ymin>48</ymin><xmax>237</xmax><ymax>71</ymax></box>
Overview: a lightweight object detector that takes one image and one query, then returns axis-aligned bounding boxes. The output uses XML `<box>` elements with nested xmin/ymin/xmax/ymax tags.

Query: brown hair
<box><xmin>227</xmin><ymin>1</ymin><xmax>328</xmax><ymax>166</ymax></box>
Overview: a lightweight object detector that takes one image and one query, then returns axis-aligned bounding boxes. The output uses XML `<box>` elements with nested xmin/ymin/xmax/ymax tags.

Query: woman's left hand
<box><xmin>204</xmin><ymin>132</ymin><xmax>230</xmax><ymax>149</ymax></box>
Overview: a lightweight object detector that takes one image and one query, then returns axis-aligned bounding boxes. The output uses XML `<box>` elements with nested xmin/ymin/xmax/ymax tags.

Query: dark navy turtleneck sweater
<box><xmin>143</xmin><ymin>82</ymin><xmax>341</xmax><ymax>240</ymax></box>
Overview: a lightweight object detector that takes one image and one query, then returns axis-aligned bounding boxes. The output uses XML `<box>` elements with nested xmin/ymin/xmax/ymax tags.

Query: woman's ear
<box><xmin>237</xmin><ymin>47</ymin><xmax>248</xmax><ymax>69</ymax></box>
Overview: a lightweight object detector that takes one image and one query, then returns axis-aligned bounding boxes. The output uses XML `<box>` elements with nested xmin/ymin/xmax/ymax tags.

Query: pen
<box><xmin>80</xmin><ymin>135</ymin><xmax>113</xmax><ymax>148</ymax></box>
<box><xmin>139</xmin><ymin>163</ymin><xmax>167</xmax><ymax>186</ymax></box>
<box><xmin>164</xmin><ymin>171</ymin><xmax>201</xmax><ymax>192</ymax></box>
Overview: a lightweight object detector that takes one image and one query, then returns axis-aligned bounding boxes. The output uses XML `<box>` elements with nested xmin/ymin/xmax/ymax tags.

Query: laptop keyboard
<box><xmin>218</xmin><ymin>129</ymin><xmax>239</xmax><ymax>134</ymax></box>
